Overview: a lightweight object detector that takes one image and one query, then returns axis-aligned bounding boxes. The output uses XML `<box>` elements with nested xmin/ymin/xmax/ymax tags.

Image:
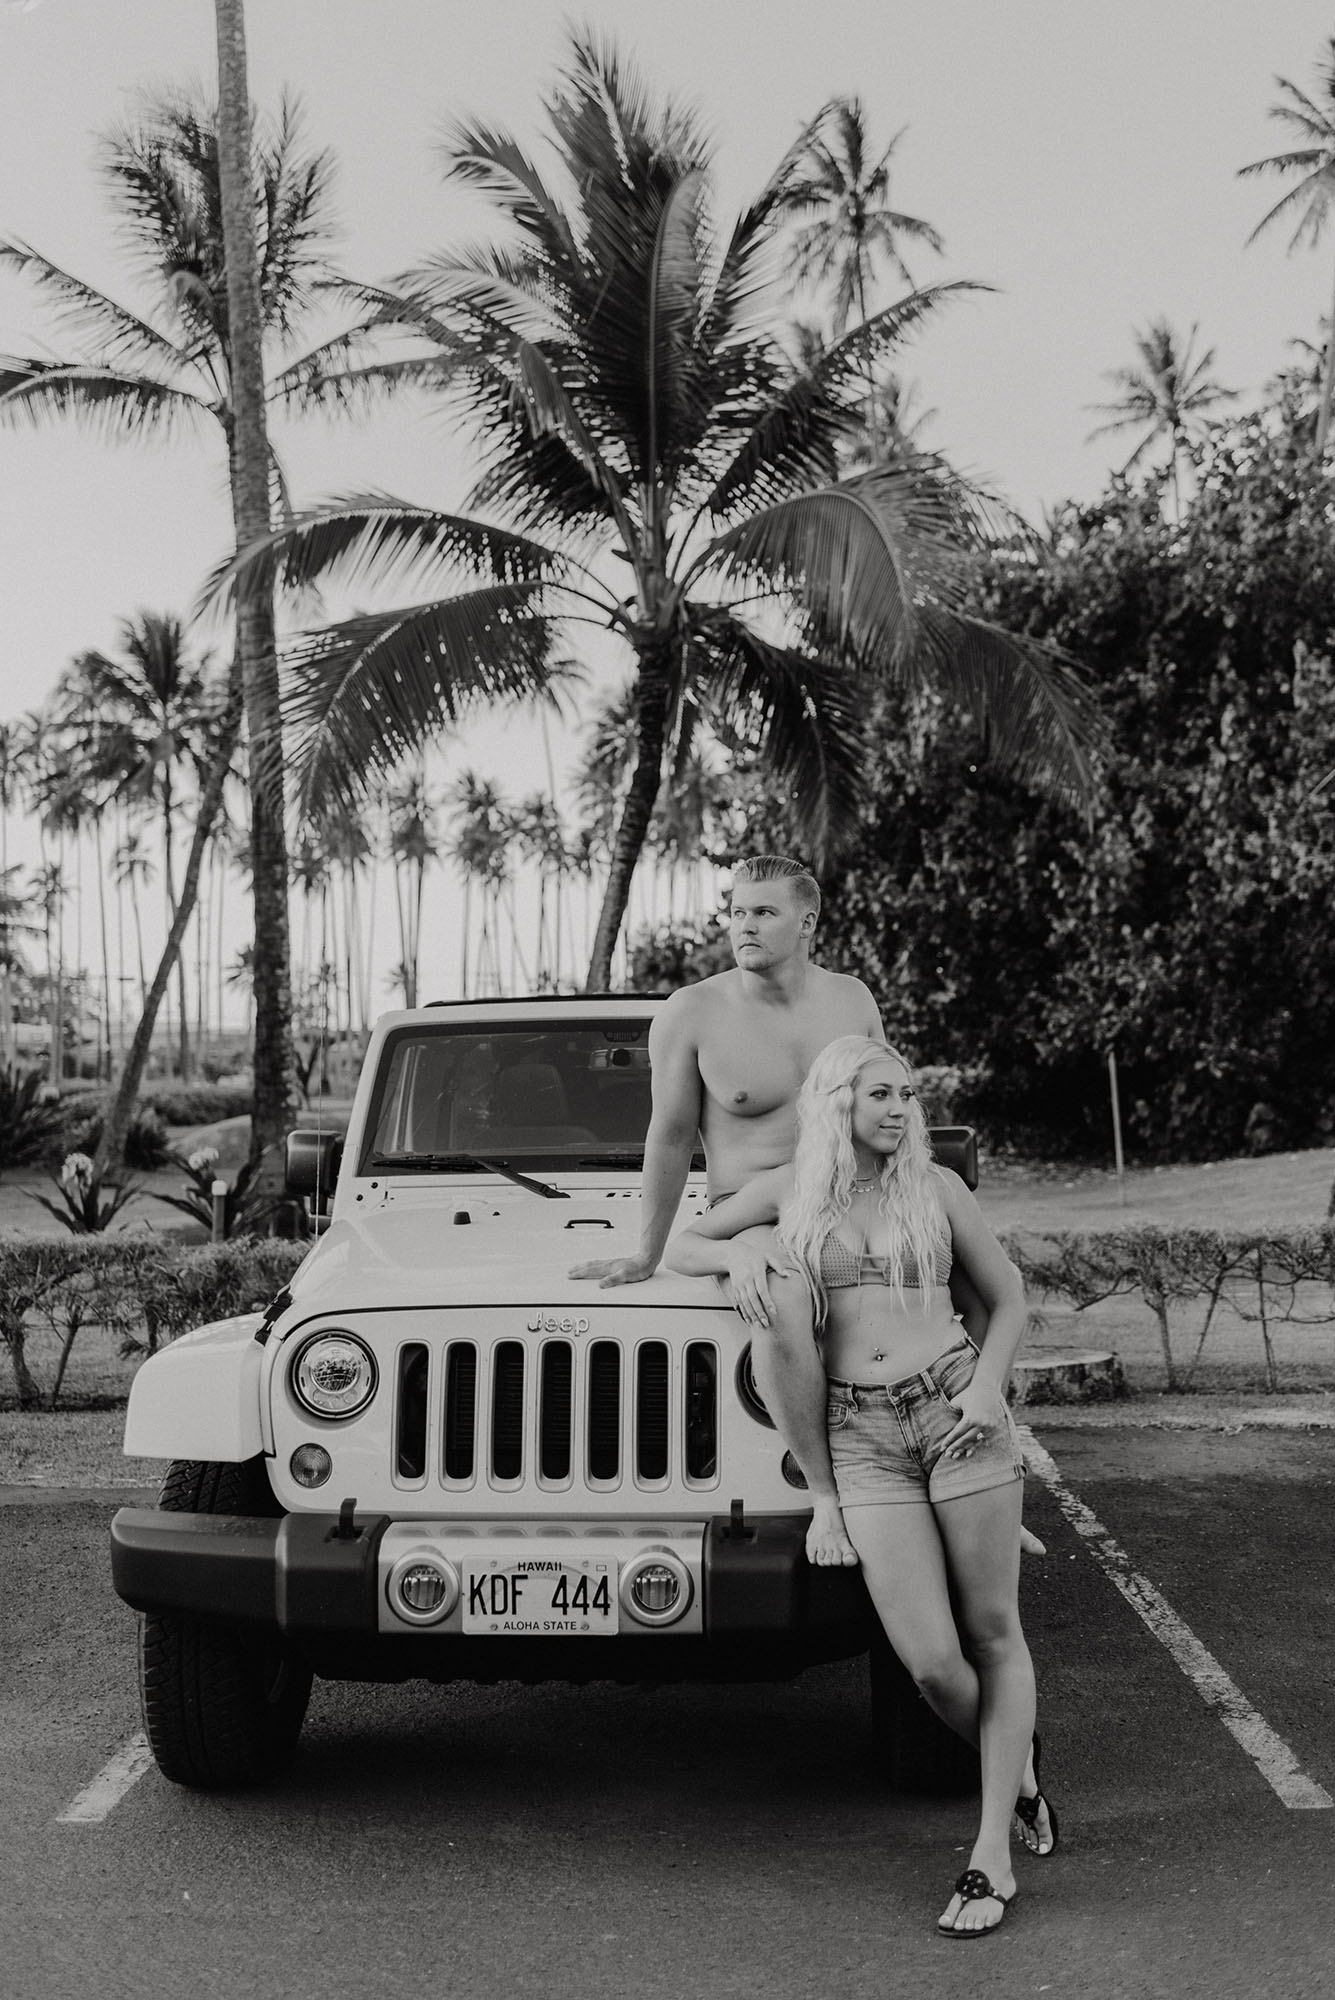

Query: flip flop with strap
<box><xmin>937</xmin><ymin>1868</ymin><xmax>1015</xmax><ymax>1938</ymax></box>
<box><xmin>1014</xmin><ymin>1730</ymin><xmax>1060</xmax><ymax>1856</ymax></box>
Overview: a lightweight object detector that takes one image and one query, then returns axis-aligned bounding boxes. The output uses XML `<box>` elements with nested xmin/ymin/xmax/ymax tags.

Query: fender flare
<box><xmin>124</xmin><ymin>1314</ymin><xmax>265</xmax><ymax>1463</ymax></box>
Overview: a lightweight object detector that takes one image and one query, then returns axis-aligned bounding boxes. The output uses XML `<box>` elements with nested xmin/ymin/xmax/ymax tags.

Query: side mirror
<box><xmin>928</xmin><ymin>1125</ymin><xmax>978</xmax><ymax>1191</ymax></box>
<box><xmin>285</xmin><ymin>1129</ymin><xmax>344</xmax><ymax>1212</ymax></box>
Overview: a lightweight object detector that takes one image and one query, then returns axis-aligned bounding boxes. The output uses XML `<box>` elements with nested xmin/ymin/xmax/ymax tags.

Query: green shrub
<box><xmin>1003</xmin><ymin>1224</ymin><xmax>1335</xmax><ymax>1393</ymax></box>
<box><xmin>0</xmin><ymin>1065</ymin><xmax>66</xmax><ymax>1170</ymax></box>
<box><xmin>0</xmin><ymin>1237</ymin><xmax>78</xmax><ymax>1407</ymax></box>
<box><xmin>0</xmin><ymin>1234</ymin><xmax>307</xmax><ymax>1406</ymax></box>
<box><xmin>141</xmin><ymin>1083</ymin><xmax>253</xmax><ymax>1127</ymax></box>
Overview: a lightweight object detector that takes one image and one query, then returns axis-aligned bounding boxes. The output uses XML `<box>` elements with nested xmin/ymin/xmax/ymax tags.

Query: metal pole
<box><xmin>1107</xmin><ymin>1048</ymin><xmax>1126</xmax><ymax>1205</ymax></box>
<box><xmin>211</xmin><ymin>1176</ymin><xmax>228</xmax><ymax>1243</ymax></box>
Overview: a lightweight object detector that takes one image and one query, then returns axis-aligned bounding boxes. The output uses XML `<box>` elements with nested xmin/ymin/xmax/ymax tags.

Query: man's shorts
<box><xmin>826</xmin><ymin>1335</ymin><xmax>1025</xmax><ymax>1506</ymax></box>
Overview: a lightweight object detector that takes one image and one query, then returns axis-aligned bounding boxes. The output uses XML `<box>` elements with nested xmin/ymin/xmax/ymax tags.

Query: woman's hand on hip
<box><xmin>941</xmin><ymin>1377</ymin><xmax>1007</xmax><ymax>1459</ymax></box>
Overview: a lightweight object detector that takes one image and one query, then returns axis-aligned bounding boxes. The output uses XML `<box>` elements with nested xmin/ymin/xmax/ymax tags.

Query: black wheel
<box><xmin>869</xmin><ymin>1632</ymin><xmax>981</xmax><ymax>1796</ymax></box>
<box><xmin>138</xmin><ymin>1457</ymin><xmax>312</xmax><ymax>1790</ymax></box>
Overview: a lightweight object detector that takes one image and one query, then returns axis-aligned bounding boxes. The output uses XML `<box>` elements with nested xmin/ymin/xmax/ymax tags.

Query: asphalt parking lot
<box><xmin>2</xmin><ymin>1420</ymin><xmax>1332</xmax><ymax>2000</ymax></box>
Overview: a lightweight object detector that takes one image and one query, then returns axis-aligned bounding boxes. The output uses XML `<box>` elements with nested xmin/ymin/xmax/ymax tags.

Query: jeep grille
<box><xmin>397</xmin><ymin>1336</ymin><xmax>719</xmax><ymax>1492</ymax></box>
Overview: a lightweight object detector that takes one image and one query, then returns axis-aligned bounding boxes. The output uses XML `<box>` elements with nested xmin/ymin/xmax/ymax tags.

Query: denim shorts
<box><xmin>826</xmin><ymin>1335</ymin><xmax>1025</xmax><ymax>1506</ymax></box>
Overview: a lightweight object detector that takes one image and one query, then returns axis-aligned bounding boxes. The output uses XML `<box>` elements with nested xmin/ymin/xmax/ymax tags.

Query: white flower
<box><xmin>187</xmin><ymin>1147</ymin><xmax>220</xmax><ymax>1174</ymax></box>
<box><xmin>60</xmin><ymin>1152</ymin><xmax>95</xmax><ymax>1193</ymax></box>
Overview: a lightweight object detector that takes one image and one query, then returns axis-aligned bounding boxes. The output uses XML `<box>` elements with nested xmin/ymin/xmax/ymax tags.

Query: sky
<box><xmin>0</xmin><ymin>0</ymin><xmax>1332</xmax><ymax>1005</ymax></box>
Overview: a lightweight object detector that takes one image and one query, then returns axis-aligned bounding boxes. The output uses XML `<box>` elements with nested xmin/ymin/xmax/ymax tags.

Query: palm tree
<box><xmin>445</xmin><ymin>773</ymin><xmax>514</xmax><ymax>997</ymax></box>
<box><xmin>386</xmin><ymin>768</ymin><xmax>438</xmax><ymax>1009</ymax></box>
<box><xmin>512</xmin><ymin>792</ymin><xmax>569</xmax><ymax>986</ymax></box>
<box><xmin>111</xmin><ymin>827</ymin><xmax>154</xmax><ymax>1015</ymax></box>
<box><xmin>1239</xmin><ymin>39</ymin><xmax>1335</xmax><ymax>456</ymax></box>
<box><xmin>777</xmin><ymin>96</ymin><xmax>944</xmax><ymax>335</ymax></box>
<box><xmin>0</xmin><ymin>723</ymin><xmax>25</xmax><ymax>1066</ymax></box>
<box><xmin>0</xmin><ymin>868</ymin><xmax>37</xmax><ymax>1069</ymax></box>
<box><xmin>0</xmin><ymin>74</ymin><xmax>356</xmax><ymax>1167</ymax></box>
<box><xmin>233</xmin><ymin>32</ymin><xmax>1098</xmax><ymax>990</ymax></box>
<box><xmin>777</xmin><ymin>96</ymin><xmax>944</xmax><ymax>447</ymax></box>
<box><xmin>53</xmin><ymin>611</ymin><xmax>221</xmax><ymax>1079</ymax></box>
<box><xmin>214</xmin><ymin>0</ymin><xmax>295</xmax><ymax>1178</ymax></box>
<box><xmin>1086</xmin><ymin>319</ymin><xmax>1236</xmax><ymax>511</ymax></box>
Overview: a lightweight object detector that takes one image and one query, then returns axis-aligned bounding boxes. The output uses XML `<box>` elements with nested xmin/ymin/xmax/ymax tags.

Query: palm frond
<box><xmin>0</xmin><ymin>360</ymin><xmax>211</xmax><ymax>440</ymax></box>
<box><xmin>685</xmin><ymin>607</ymin><xmax>868</xmax><ymax>861</ymax></box>
<box><xmin>439</xmin><ymin>116</ymin><xmax>584</xmax><ymax>277</ymax></box>
<box><xmin>700</xmin><ymin>467</ymin><xmax>1101</xmax><ymax>798</ymax></box>
<box><xmin>697</xmin><ymin>283</ymin><xmax>977</xmax><ymax>523</ymax></box>
<box><xmin>280</xmin><ymin>586</ymin><xmax>569</xmax><ymax>821</ymax></box>
<box><xmin>266</xmin><ymin>344</ymin><xmax>453</xmax><ymax>416</ymax></box>
<box><xmin>911</xmin><ymin>612</ymin><xmax>1103</xmax><ymax>806</ymax></box>
<box><xmin>0</xmin><ymin>240</ymin><xmax>188</xmax><ymax>372</ymax></box>
<box><xmin>204</xmin><ymin>495</ymin><xmax>572</xmax><ymax>614</ymax></box>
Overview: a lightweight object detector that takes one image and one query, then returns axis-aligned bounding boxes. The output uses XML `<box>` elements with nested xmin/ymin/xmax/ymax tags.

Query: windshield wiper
<box><xmin>366</xmin><ymin>1152</ymin><xmax>568</xmax><ymax>1199</ymax></box>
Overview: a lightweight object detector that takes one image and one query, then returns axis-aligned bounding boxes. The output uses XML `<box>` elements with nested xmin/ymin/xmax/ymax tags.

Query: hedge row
<box><xmin>3</xmin><ymin>1225</ymin><xmax>1331</xmax><ymax>1413</ymax></box>
<box><xmin>1001</xmin><ymin>1225</ymin><xmax>1335</xmax><ymax>1393</ymax></box>
<box><xmin>0</xmin><ymin>1237</ymin><xmax>306</xmax><ymax>1411</ymax></box>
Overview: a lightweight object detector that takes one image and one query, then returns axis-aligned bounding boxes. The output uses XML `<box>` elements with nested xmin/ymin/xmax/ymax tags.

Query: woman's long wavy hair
<box><xmin>777</xmin><ymin>1036</ymin><xmax>947</xmax><ymax>1327</ymax></box>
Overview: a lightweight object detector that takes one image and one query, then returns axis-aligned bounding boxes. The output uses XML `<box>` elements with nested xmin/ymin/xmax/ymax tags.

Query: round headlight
<box><xmin>619</xmin><ymin>1548</ymin><xmax>692</xmax><ymax>1627</ymax></box>
<box><xmin>292</xmin><ymin>1331</ymin><xmax>378</xmax><ymax>1419</ymax></box>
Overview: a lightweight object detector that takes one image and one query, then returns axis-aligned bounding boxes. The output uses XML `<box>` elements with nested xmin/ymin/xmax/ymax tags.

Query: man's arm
<box><xmin>568</xmin><ymin>997</ymin><xmax>702</xmax><ymax>1286</ymax></box>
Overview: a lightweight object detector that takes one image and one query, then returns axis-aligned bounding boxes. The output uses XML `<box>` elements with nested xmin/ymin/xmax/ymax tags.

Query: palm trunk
<box><xmin>1317</xmin><ymin>254</ymin><xmax>1335</xmax><ymax>459</ymax></box>
<box><xmin>93</xmin><ymin>815</ymin><xmax>113</xmax><ymax>1082</ymax></box>
<box><xmin>586</xmin><ymin>648</ymin><xmax>672</xmax><ymax>990</ymax></box>
<box><xmin>216</xmin><ymin>0</ymin><xmax>296</xmax><ymax>1185</ymax></box>
<box><xmin>162</xmin><ymin>788</ymin><xmax>191</xmax><ymax>1079</ymax></box>
<box><xmin>95</xmin><ymin>671</ymin><xmax>245</xmax><ymax>1174</ymax></box>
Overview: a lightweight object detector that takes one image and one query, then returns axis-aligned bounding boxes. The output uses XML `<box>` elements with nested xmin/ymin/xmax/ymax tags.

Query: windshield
<box><xmin>361</xmin><ymin>1020</ymin><xmax>693</xmax><ymax>1174</ymax></box>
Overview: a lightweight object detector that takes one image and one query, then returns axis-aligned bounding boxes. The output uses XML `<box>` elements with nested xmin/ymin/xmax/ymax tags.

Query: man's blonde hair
<box><xmin>730</xmin><ymin>854</ymin><xmax>821</xmax><ymax>919</ymax></box>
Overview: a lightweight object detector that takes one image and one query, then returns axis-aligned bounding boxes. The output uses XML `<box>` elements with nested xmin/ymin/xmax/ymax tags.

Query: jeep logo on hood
<box><xmin>527</xmin><ymin>1313</ymin><xmax>591</xmax><ymax>1336</ymax></box>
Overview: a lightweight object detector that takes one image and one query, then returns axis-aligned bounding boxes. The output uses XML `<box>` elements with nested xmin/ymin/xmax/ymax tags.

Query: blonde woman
<box><xmin>664</xmin><ymin>1035</ymin><xmax>1057</xmax><ymax>1938</ymax></box>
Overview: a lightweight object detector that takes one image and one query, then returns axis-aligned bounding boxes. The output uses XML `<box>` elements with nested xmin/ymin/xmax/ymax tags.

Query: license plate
<box><xmin>461</xmin><ymin>1556</ymin><xmax>619</xmax><ymax>1635</ymax></box>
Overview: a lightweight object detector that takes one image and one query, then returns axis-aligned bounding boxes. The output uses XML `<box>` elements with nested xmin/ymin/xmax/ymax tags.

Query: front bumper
<box><xmin>110</xmin><ymin>1505</ymin><xmax>876</xmax><ymax>1683</ymax></box>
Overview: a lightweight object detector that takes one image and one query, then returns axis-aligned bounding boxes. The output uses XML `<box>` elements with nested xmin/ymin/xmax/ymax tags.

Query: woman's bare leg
<box><xmin>932</xmin><ymin>1477</ymin><xmax>1035</xmax><ymax>1932</ymax></box>
<box><xmin>843</xmin><ymin>1481</ymin><xmax>1037</xmax><ymax>1935</ymax></box>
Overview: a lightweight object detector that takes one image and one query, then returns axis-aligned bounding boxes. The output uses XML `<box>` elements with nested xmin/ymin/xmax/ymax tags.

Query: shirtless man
<box><xmin>571</xmin><ymin>855</ymin><xmax>879</xmax><ymax>1567</ymax></box>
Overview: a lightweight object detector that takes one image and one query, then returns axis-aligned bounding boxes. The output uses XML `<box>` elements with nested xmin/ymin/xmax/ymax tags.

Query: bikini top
<box><xmin>818</xmin><ymin>1231</ymin><xmax>953</xmax><ymax>1291</ymax></box>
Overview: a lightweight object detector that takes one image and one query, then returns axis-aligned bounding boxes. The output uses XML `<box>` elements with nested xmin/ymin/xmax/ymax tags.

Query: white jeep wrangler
<box><xmin>112</xmin><ymin>995</ymin><xmax>979</xmax><ymax>1793</ymax></box>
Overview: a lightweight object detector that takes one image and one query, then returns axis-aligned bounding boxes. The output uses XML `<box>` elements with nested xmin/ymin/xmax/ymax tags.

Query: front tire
<box><xmin>869</xmin><ymin>1632</ymin><xmax>981</xmax><ymax>1796</ymax></box>
<box><xmin>138</xmin><ymin>1457</ymin><xmax>312</xmax><ymax>1790</ymax></box>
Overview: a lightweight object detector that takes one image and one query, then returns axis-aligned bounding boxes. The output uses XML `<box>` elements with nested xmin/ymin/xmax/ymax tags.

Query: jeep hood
<box><xmin>286</xmin><ymin>1190</ymin><xmax>714</xmax><ymax>1314</ymax></box>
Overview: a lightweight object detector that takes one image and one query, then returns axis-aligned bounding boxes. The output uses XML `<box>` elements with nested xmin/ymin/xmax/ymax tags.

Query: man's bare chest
<box><xmin>698</xmin><ymin>1010</ymin><xmax>860</xmax><ymax>1120</ymax></box>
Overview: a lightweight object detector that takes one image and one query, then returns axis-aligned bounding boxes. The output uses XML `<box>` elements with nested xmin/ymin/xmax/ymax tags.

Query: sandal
<box><xmin>1013</xmin><ymin>1730</ymin><xmax>1060</xmax><ymax>1856</ymax></box>
<box><xmin>937</xmin><ymin>1868</ymin><xmax>1015</xmax><ymax>1938</ymax></box>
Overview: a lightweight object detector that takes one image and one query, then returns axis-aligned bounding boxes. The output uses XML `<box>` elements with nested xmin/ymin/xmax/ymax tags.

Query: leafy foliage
<box><xmin>0</xmin><ymin>1065</ymin><xmax>65</xmax><ymax>1170</ymax></box>
<box><xmin>1005</xmin><ymin>1224</ymin><xmax>1335</xmax><ymax>1393</ymax></box>
<box><xmin>818</xmin><ymin>401</ymin><xmax>1335</xmax><ymax>1161</ymax></box>
<box><xmin>63</xmin><ymin>1106</ymin><xmax>171</xmax><ymax>1171</ymax></box>
<box><xmin>25</xmin><ymin>1154</ymin><xmax>142</xmax><ymax>1234</ymax></box>
<box><xmin>155</xmin><ymin>1145</ymin><xmax>281</xmax><ymax>1239</ymax></box>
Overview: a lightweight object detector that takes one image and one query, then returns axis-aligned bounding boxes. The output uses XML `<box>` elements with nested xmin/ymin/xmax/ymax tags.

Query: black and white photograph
<box><xmin>1</xmin><ymin>3</ymin><xmax>1333</xmax><ymax>1995</ymax></box>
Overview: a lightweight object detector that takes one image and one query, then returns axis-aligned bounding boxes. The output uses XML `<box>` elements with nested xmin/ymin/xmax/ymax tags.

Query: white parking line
<box><xmin>1017</xmin><ymin>1425</ymin><xmax>1333</xmax><ymax>1810</ymax></box>
<box><xmin>56</xmin><ymin>1733</ymin><xmax>154</xmax><ymax>1825</ymax></box>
